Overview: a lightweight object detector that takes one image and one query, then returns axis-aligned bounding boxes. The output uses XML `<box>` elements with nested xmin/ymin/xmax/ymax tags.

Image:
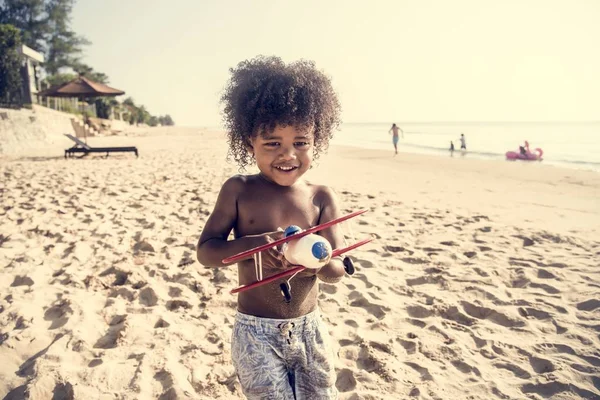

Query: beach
<box><xmin>1</xmin><ymin>127</ymin><xmax>599</xmax><ymax>399</ymax></box>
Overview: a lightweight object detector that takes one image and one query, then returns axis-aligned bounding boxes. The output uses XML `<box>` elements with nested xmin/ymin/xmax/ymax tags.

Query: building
<box><xmin>18</xmin><ymin>44</ymin><xmax>45</xmax><ymax>104</ymax></box>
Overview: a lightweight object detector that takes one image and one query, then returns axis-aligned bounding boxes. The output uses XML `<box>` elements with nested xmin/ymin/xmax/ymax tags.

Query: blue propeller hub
<box><xmin>311</xmin><ymin>241</ymin><xmax>330</xmax><ymax>261</ymax></box>
<box><xmin>284</xmin><ymin>225</ymin><xmax>302</xmax><ymax>238</ymax></box>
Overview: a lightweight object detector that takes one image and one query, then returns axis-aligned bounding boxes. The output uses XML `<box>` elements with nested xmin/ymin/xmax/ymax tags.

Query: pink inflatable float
<box><xmin>506</xmin><ymin>141</ymin><xmax>543</xmax><ymax>161</ymax></box>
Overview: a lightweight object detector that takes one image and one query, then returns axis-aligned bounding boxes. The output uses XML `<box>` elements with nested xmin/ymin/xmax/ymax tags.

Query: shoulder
<box><xmin>309</xmin><ymin>183</ymin><xmax>338</xmax><ymax>207</ymax></box>
<box><xmin>221</xmin><ymin>173</ymin><xmax>267</xmax><ymax>193</ymax></box>
<box><xmin>220</xmin><ymin>174</ymin><xmax>252</xmax><ymax>195</ymax></box>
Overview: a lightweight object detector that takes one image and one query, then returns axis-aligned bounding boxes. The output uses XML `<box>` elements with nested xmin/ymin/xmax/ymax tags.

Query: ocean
<box><xmin>330</xmin><ymin>122</ymin><xmax>600</xmax><ymax>172</ymax></box>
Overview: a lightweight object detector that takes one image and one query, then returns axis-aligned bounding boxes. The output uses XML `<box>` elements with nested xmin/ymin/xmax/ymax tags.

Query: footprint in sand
<box><xmin>94</xmin><ymin>315</ymin><xmax>127</xmax><ymax>349</ymax></box>
<box><xmin>335</xmin><ymin>368</ymin><xmax>357</xmax><ymax>392</ymax></box>
<box><xmin>401</xmin><ymin>257</ymin><xmax>431</xmax><ymax>265</ymax></box>
<box><xmin>451</xmin><ymin>360</ymin><xmax>481</xmax><ymax>376</ymax></box>
<box><xmin>384</xmin><ymin>245</ymin><xmax>406</xmax><ymax>253</ymax></box>
<box><xmin>537</xmin><ymin>269</ymin><xmax>559</xmax><ymax>280</ymax></box>
<box><xmin>472</xmin><ymin>267</ymin><xmax>490</xmax><ymax>277</ymax></box>
<box><xmin>88</xmin><ymin>359</ymin><xmax>103</xmax><ymax>368</ymax></box>
<box><xmin>492</xmin><ymin>362</ymin><xmax>532</xmax><ymax>379</ymax></box>
<box><xmin>353</xmin><ymin>273</ymin><xmax>375</xmax><ymax>289</ymax></box>
<box><xmin>166</xmin><ymin>300</ymin><xmax>193</xmax><ymax>311</ymax></box>
<box><xmin>535</xmin><ymin>343</ymin><xmax>600</xmax><ymax>367</ymax></box>
<box><xmin>517</xmin><ymin>307</ymin><xmax>552</xmax><ymax>320</ymax></box>
<box><xmin>168</xmin><ymin>286</ymin><xmax>183</xmax><ymax>297</ymax></box>
<box><xmin>529</xmin><ymin>356</ymin><xmax>555</xmax><ymax>373</ymax></box>
<box><xmin>406</xmin><ymin>319</ymin><xmax>427</xmax><ymax>329</ymax></box>
<box><xmin>99</xmin><ymin>266</ymin><xmax>130</xmax><ymax>286</ymax></box>
<box><xmin>348</xmin><ymin>291</ymin><xmax>389</xmax><ymax>320</ymax></box>
<box><xmin>461</xmin><ymin>301</ymin><xmax>525</xmax><ymax>328</ymax></box>
<box><xmin>11</xmin><ymin>275</ymin><xmax>34</xmax><ymax>287</ymax></box>
<box><xmin>154</xmin><ymin>369</ymin><xmax>185</xmax><ymax>399</ymax></box>
<box><xmin>50</xmin><ymin>382</ymin><xmax>75</xmax><ymax>399</ymax></box>
<box><xmin>154</xmin><ymin>318</ymin><xmax>170</xmax><ymax>328</ymax></box>
<box><xmin>139</xmin><ymin>287</ymin><xmax>159</xmax><ymax>307</ymax></box>
<box><xmin>440</xmin><ymin>240</ymin><xmax>458</xmax><ymax>246</ymax></box>
<box><xmin>521</xmin><ymin>382</ymin><xmax>598</xmax><ymax>400</ymax></box>
<box><xmin>44</xmin><ymin>299</ymin><xmax>73</xmax><ymax>329</ymax></box>
<box><xmin>109</xmin><ymin>286</ymin><xmax>136</xmax><ymax>301</ymax></box>
<box><xmin>397</xmin><ymin>338</ymin><xmax>417</xmax><ymax>354</ymax></box>
<box><xmin>439</xmin><ymin>306</ymin><xmax>477</xmax><ymax>327</ymax></box>
<box><xmin>344</xmin><ymin>320</ymin><xmax>359</xmax><ymax>328</ymax></box>
<box><xmin>577</xmin><ymin>299</ymin><xmax>600</xmax><ymax>312</ymax></box>
<box><xmin>319</xmin><ymin>283</ymin><xmax>337</xmax><ymax>295</ymax></box>
<box><xmin>406</xmin><ymin>305</ymin><xmax>434</xmax><ymax>319</ymax></box>
<box><xmin>353</xmin><ymin>258</ymin><xmax>374</xmax><ymax>268</ymax></box>
<box><xmin>404</xmin><ymin>362</ymin><xmax>433</xmax><ymax>381</ymax></box>
<box><xmin>356</xmin><ymin>345</ymin><xmax>385</xmax><ymax>375</ymax></box>
<box><xmin>529</xmin><ymin>282</ymin><xmax>561</xmax><ymax>295</ymax></box>
<box><xmin>406</xmin><ymin>274</ymin><xmax>447</xmax><ymax>287</ymax></box>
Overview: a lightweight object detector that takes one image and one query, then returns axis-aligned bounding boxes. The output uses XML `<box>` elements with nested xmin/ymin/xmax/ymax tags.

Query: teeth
<box><xmin>277</xmin><ymin>166</ymin><xmax>295</xmax><ymax>171</ymax></box>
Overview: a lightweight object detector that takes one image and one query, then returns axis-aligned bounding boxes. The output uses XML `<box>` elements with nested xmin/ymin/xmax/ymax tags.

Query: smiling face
<box><xmin>249</xmin><ymin>125</ymin><xmax>314</xmax><ymax>187</ymax></box>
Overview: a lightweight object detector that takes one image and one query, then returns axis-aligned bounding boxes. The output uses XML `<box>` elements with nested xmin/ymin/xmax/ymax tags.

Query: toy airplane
<box><xmin>222</xmin><ymin>209</ymin><xmax>373</xmax><ymax>302</ymax></box>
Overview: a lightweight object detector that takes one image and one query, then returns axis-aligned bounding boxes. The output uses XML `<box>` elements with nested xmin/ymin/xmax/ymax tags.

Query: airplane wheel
<box><xmin>343</xmin><ymin>256</ymin><xmax>355</xmax><ymax>275</ymax></box>
<box><xmin>280</xmin><ymin>282</ymin><xmax>292</xmax><ymax>303</ymax></box>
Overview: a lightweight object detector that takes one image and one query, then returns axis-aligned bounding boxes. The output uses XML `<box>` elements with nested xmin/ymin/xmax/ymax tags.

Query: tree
<box><xmin>43</xmin><ymin>0</ymin><xmax>89</xmax><ymax>74</ymax></box>
<box><xmin>0</xmin><ymin>24</ymin><xmax>23</xmax><ymax>105</ymax></box>
<box><xmin>136</xmin><ymin>105</ymin><xmax>150</xmax><ymax>124</ymax></box>
<box><xmin>94</xmin><ymin>98</ymin><xmax>112</xmax><ymax>119</ymax></box>
<box><xmin>0</xmin><ymin>0</ymin><xmax>47</xmax><ymax>51</ymax></box>
<box><xmin>44</xmin><ymin>71</ymin><xmax>75</xmax><ymax>86</ymax></box>
<box><xmin>159</xmin><ymin>114</ymin><xmax>174</xmax><ymax>126</ymax></box>
<box><xmin>72</xmin><ymin>62</ymin><xmax>108</xmax><ymax>83</ymax></box>
<box><xmin>0</xmin><ymin>0</ymin><xmax>89</xmax><ymax>74</ymax></box>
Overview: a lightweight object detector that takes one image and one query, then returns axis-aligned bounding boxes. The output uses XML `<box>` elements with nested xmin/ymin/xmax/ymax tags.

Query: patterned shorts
<box><xmin>231</xmin><ymin>309</ymin><xmax>338</xmax><ymax>400</ymax></box>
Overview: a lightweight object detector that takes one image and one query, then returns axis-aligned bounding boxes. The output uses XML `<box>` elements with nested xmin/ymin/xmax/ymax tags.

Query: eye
<box><xmin>295</xmin><ymin>141</ymin><xmax>310</xmax><ymax>147</ymax></box>
<box><xmin>264</xmin><ymin>142</ymin><xmax>280</xmax><ymax>147</ymax></box>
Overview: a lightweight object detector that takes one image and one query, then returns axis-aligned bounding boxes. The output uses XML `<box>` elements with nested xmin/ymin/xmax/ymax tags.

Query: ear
<box><xmin>246</xmin><ymin>137</ymin><xmax>254</xmax><ymax>154</ymax></box>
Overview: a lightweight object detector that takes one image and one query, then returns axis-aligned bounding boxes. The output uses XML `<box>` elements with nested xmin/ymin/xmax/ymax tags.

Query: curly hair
<box><xmin>220</xmin><ymin>56</ymin><xmax>341</xmax><ymax>169</ymax></box>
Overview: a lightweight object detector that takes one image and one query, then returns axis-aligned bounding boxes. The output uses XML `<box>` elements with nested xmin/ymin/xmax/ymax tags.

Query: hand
<box><xmin>246</xmin><ymin>229</ymin><xmax>288</xmax><ymax>272</ymax></box>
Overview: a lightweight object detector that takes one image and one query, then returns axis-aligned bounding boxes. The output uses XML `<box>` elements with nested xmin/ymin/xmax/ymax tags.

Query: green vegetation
<box><xmin>121</xmin><ymin>97</ymin><xmax>174</xmax><ymax>126</ymax></box>
<box><xmin>0</xmin><ymin>24</ymin><xmax>23</xmax><ymax>105</ymax></box>
<box><xmin>0</xmin><ymin>0</ymin><xmax>174</xmax><ymax>125</ymax></box>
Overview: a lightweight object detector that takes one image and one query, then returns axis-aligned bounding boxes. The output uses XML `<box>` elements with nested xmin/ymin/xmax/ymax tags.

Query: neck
<box><xmin>257</xmin><ymin>173</ymin><xmax>301</xmax><ymax>189</ymax></box>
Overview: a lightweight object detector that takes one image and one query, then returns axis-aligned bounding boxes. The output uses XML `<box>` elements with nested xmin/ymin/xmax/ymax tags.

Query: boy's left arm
<box><xmin>314</xmin><ymin>186</ymin><xmax>347</xmax><ymax>283</ymax></box>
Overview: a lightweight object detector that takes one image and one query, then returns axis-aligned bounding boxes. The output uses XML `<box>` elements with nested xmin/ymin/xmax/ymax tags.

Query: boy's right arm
<box><xmin>196</xmin><ymin>177</ymin><xmax>254</xmax><ymax>267</ymax></box>
<box><xmin>196</xmin><ymin>176</ymin><xmax>283</xmax><ymax>268</ymax></box>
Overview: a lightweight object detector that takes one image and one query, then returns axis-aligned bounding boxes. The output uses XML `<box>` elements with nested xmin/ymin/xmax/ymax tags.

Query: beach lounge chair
<box><xmin>64</xmin><ymin>134</ymin><xmax>138</xmax><ymax>158</ymax></box>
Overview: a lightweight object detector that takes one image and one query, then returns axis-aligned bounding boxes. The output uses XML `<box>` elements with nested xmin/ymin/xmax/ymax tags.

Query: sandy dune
<box><xmin>1</xmin><ymin>128</ymin><xmax>599</xmax><ymax>399</ymax></box>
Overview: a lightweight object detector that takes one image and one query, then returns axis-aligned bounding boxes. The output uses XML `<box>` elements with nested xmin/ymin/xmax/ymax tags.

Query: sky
<box><xmin>71</xmin><ymin>0</ymin><xmax>600</xmax><ymax>127</ymax></box>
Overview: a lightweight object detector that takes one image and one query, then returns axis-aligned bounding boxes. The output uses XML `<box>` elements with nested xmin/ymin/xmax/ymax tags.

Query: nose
<box><xmin>278</xmin><ymin>144</ymin><xmax>297</xmax><ymax>160</ymax></box>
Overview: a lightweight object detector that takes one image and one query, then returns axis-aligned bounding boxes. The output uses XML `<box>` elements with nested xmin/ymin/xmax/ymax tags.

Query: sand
<box><xmin>1</xmin><ymin>127</ymin><xmax>599</xmax><ymax>399</ymax></box>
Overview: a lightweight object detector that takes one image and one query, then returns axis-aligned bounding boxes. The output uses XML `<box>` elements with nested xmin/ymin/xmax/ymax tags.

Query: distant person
<box><xmin>519</xmin><ymin>145</ymin><xmax>527</xmax><ymax>156</ymax></box>
<box><xmin>459</xmin><ymin>133</ymin><xmax>467</xmax><ymax>151</ymax></box>
<box><xmin>449</xmin><ymin>141</ymin><xmax>455</xmax><ymax>156</ymax></box>
<box><xmin>389</xmin><ymin>123</ymin><xmax>404</xmax><ymax>155</ymax></box>
<box><xmin>519</xmin><ymin>140</ymin><xmax>531</xmax><ymax>156</ymax></box>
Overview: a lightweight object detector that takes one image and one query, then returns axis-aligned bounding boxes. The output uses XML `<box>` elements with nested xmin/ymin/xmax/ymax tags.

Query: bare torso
<box><xmin>234</xmin><ymin>175</ymin><xmax>325</xmax><ymax>318</ymax></box>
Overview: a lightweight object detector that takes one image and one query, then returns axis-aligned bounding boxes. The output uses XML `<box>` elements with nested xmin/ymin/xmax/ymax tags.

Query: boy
<box><xmin>197</xmin><ymin>56</ymin><xmax>345</xmax><ymax>399</ymax></box>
